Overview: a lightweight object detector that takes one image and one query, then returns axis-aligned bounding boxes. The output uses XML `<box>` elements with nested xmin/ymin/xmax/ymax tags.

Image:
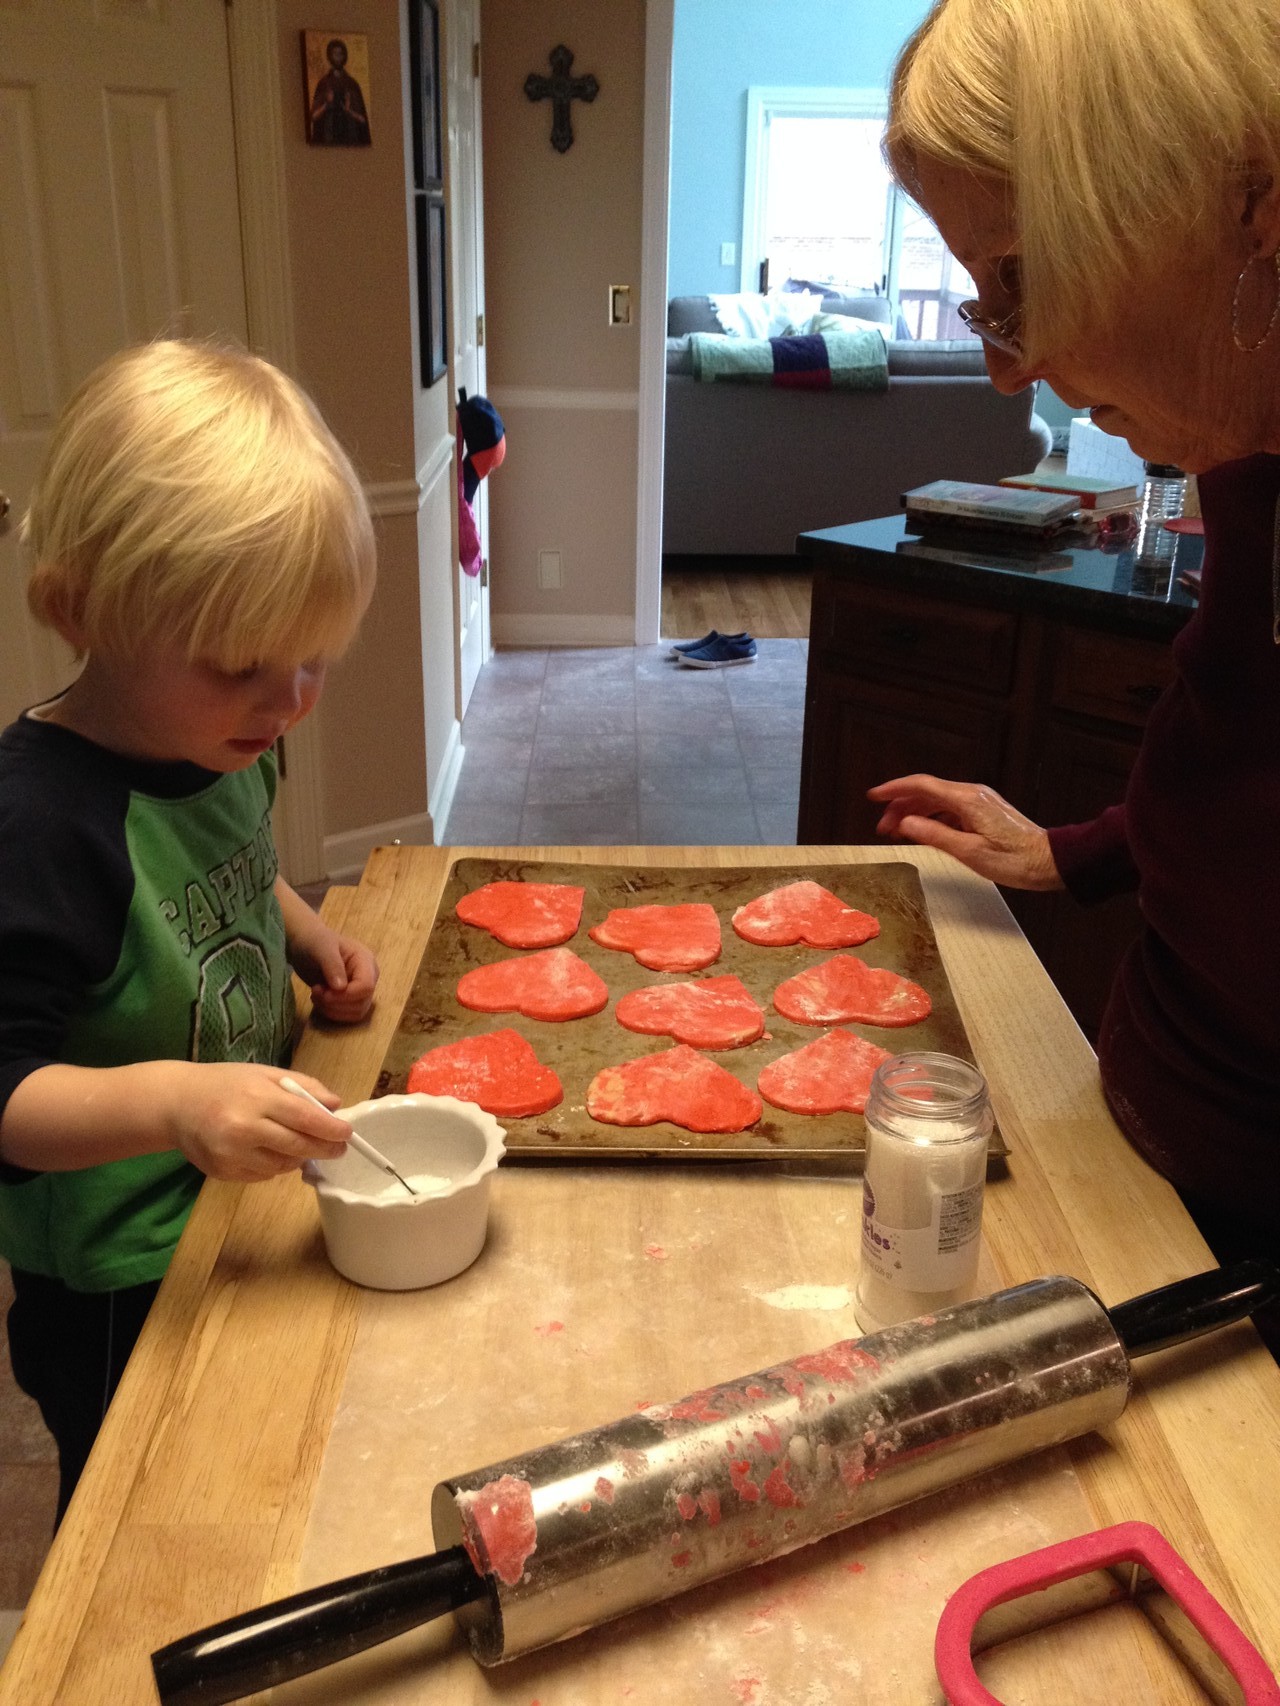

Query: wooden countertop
<box><xmin>3</xmin><ymin>844</ymin><xmax>1277</xmax><ymax>1704</ymax></box>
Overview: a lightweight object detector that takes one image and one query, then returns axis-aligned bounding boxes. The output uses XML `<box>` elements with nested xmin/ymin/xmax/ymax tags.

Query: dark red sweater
<box><xmin>1048</xmin><ymin>454</ymin><xmax>1280</xmax><ymax>1237</ymax></box>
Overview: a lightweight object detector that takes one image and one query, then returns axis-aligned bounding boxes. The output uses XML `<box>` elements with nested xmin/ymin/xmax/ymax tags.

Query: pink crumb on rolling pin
<box><xmin>458</xmin><ymin>1474</ymin><xmax>538</xmax><ymax>1586</ymax></box>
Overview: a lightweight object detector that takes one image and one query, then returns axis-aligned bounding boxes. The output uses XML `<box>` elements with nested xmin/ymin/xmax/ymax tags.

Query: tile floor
<box><xmin>442</xmin><ymin>639</ymin><xmax>808</xmax><ymax>846</ymax></box>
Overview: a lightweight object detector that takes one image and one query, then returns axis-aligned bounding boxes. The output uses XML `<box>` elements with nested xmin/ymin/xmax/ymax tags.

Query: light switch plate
<box><xmin>720</xmin><ymin>241</ymin><xmax>736</xmax><ymax>266</ymax></box>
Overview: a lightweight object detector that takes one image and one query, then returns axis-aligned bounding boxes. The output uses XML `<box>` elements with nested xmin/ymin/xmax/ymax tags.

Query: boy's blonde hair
<box><xmin>25</xmin><ymin>340</ymin><xmax>376</xmax><ymax>670</ymax></box>
<box><xmin>887</xmin><ymin>0</ymin><xmax>1280</xmax><ymax>364</ymax></box>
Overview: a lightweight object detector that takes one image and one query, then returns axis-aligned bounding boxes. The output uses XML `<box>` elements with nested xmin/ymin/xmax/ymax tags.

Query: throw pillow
<box><xmin>809</xmin><ymin>310</ymin><xmax>891</xmax><ymax>343</ymax></box>
<box><xmin>709</xmin><ymin>288</ymin><xmax>821</xmax><ymax>339</ymax></box>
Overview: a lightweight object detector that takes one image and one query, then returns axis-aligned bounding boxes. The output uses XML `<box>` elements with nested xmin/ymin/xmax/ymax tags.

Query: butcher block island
<box><xmin>3</xmin><ymin>845</ymin><xmax>1277</xmax><ymax>1706</ymax></box>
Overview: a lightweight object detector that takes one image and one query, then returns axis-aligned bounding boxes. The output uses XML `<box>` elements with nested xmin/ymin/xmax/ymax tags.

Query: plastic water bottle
<box><xmin>1133</xmin><ymin>462</ymin><xmax>1186</xmax><ymax>595</ymax></box>
<box><xmin>855</xmin><ymin>1053</ymin><xmax>993</xmax><ymax>1334</ymax></box>
<box><xmin>1141</xmin><ymin>462</ymin><xmax>1186</xmax><ymax>525</ymax></box>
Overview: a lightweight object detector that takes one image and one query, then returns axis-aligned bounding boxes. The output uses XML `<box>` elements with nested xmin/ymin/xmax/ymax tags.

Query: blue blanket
<box><xmin>689</xmin><ymin>327</ymin><xmax>888</xmax><ymax>391</ymax></box>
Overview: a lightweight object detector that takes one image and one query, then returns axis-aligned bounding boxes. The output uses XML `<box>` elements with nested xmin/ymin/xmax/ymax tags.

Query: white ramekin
<box><xmin>304</xmin><ymin>1093</ymin><xmax>506</xmax><ymax>1290</ymax></box>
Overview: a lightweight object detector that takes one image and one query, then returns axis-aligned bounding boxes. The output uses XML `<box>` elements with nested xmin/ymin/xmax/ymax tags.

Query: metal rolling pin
<box><xmin>152</xmin><ymin>1260</ymin><xmax>1278</xmax><ymax>1703</ymax></box>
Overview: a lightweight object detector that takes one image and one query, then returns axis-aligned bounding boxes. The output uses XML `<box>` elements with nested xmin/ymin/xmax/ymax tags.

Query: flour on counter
<box><xmin>755</xmin><ymin>1284</ymin><xmax>854</xmax><ymax>1311</ymax></box>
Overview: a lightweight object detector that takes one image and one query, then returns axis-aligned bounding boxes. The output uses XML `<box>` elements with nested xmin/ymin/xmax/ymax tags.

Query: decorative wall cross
<box><xmin>524</xmin><ymin>44</ymin><xmax>599</xmax><ymax>153</ymax></box>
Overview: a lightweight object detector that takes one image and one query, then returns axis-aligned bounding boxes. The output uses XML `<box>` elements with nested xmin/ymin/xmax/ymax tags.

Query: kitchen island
<box><xmin>2</xmin><ymin>843</ymin><xmax>1276</xmax><ymax>1705</ymax></box>
<box><xmin>796</xmin><ymin>514</ymin><xmax>1203</xmax><ymax>1038</ymax></box>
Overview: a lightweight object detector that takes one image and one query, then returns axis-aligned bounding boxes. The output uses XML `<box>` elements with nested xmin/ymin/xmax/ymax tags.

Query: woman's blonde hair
<box><xmin>24</xmin><ymin>340</ymin><xmax>376</xmax><ymax>670</ymax></box>
<box><xmin>887</xmin><ymin>0</ymin><xmax>1280</xmax><ymax>363</ymax></box>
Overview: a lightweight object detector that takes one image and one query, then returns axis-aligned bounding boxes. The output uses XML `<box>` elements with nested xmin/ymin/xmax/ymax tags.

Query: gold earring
<box><xmin>1231</xmin><ymin>248</ymin><xmax>1280</xmax><ymax>352</ymax></box>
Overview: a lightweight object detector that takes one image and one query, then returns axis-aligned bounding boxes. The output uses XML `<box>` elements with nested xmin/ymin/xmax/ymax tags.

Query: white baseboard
<box><xmin>428</xmin><ymin>720</ymin><xmax>465</xmax><ymax>841</ymax></box>
<box><xmin>321</xmin><ymin>723</ymin><xmax>463</xmax><ymax>881</ymax></box>
<box><xmin>323</xmin><ymin>810</ymin><xmax>435</xmax><ymax>883</ymax></box>
<box><xmin>491</xmin><ymin>614</ymin><xmax>637</xmax><ymax>648</ymax></box>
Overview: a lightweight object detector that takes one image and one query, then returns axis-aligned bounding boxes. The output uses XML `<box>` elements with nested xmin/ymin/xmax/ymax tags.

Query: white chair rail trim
<box><xmin>490</xmin><ymin>387</ymin><xmax>640</xmax><ymax>413</ymax></box>
<box><xmin>365</xmin><ymin>431</ymin><xmax>455</xmax><ymax>517</ymax></box>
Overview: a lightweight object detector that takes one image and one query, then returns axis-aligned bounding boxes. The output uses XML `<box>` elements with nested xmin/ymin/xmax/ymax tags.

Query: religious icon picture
<box><xmin>301</xmin><ymin>31</ymin><xmax>372</xmax><ymax>147</ymax></box>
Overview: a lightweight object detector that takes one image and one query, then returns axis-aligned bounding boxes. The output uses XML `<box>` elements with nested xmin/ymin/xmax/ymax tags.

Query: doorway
<box><xmin>647</xmin><ymin>0</ymin><xmax>949</xmax><ymax>646</ymax></box>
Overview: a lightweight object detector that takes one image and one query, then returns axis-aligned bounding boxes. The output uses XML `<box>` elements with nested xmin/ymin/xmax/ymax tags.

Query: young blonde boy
<box><xmin>0</xmin><ymin>340</ymin><xmax>379</xmax><ymax>1520</ymax></box>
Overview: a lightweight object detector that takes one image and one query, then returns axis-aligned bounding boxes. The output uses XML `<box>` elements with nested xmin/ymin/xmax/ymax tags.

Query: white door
<box><xmin>0</xmin><ymin>0</ymin><xmax>247</xmax><ymax>727</ymax></box>
<box><xmin>446</xmin><ymin>0</ymin><xmax>490</xmax><ymax>714</ymax></box>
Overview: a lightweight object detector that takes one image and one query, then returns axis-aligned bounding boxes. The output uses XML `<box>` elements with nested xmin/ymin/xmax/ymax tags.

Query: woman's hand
<box><xmin>867</xmin><ymin>774</ymin><xmax>1064</xmax><ymax>891</ymax></box>
<box><xmin>166</xmin><ymin>1063</ymin><xmax>353</xmax><ymax>1182</ymax></box>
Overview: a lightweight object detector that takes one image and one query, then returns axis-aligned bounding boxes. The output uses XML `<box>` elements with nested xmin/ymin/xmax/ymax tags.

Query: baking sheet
<box><xmin>374</xmin><ymin>858</ymin><xmax>1006</xmax><ymax>1162</ymax></box>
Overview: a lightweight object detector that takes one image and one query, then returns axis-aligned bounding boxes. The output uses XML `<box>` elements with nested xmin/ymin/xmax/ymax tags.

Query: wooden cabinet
<box><xmin>797</xmin><ymin>532</ymin><xmax>1194</xmax><ymax>1040</ymax></box>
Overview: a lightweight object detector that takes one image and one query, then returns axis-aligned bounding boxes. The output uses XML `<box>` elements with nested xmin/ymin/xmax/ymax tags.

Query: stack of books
<box><xmin>901</xmin><ymin>480</ymin><xmax>1081</xmax><ymax>540</ymax></box>
<box><xmin>998</xmin><ymin>471</ymin><xmax>1139</xmax><ymax>515</ymax></box>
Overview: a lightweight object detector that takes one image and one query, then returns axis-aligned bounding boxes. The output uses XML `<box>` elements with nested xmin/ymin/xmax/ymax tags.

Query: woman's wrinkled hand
<box><xmin>867</xmin><ymin>773</ymin><xmax>1065</xmax><ymax>891</ymax></box>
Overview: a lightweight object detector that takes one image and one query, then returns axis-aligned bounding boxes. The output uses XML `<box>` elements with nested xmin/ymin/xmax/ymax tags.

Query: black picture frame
<box><xmin>414</xmin><ymin>196</ymin><xmax>448</xmax><ymax>387</ymax></box>
<box><xmin>409</xmin><ymin>0</ymin><xmax>447</xmax><ymax>386</ymax></box>
<box><xmin>408</xmin><ymin>0</ymin><xmax>442</xmax><ymax>186</ymax></box>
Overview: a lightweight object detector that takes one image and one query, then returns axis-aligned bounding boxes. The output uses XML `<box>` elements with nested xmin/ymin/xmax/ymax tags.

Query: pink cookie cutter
<box><xmin>935</xmin><ymin>1520</ymin><xmax>1280</xmax><ymax>1705</ymax></box>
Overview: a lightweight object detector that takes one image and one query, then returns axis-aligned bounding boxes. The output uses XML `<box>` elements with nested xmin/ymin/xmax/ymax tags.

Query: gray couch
<box><xmin>663</xmin><ymin>292</ymin><xmax>1051</xmax><ymax>556</ymax></box>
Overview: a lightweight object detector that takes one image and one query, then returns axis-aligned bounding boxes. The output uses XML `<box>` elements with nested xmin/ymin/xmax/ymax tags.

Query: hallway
<box><xmin>444</xmin><ymin>638</ymin><xmax>808</xmax><ymax>846</ymax></box>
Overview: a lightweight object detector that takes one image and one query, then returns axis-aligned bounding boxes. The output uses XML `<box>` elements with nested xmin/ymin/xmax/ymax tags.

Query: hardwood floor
<box><xmin>661</xmin><ymin>555</ymin><xmax>812</xmax><ymax>641</ymax></box>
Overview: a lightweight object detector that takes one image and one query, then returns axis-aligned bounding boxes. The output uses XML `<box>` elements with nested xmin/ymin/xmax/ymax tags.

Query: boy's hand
<box><xmin>274</xmin><ymin>879</ymin><xmax>379</xmax><ymax>1024</ymax></box>
<box><xmin>300</xmin><ymin>929</ymin><xmax>380</xmax><ymax>1023</ymax></box>
<box><xmin>171</xmin><ymin>1063</ymin><xmax>353</xmax><ymax>1181</ymax></box>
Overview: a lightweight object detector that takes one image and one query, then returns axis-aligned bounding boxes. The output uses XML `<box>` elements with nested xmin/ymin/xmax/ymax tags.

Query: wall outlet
<box><xmin>537</xmin><ymin>549</ymin><xmax>563</xmax><ymax>589</ymax></box>
<box><xmin>720</xmin><ymin>241</ymin><xmax>736</xmax><ymax>267</ymax></box>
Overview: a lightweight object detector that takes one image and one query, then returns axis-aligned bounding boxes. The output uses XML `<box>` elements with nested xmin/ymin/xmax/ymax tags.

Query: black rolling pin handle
<box><xmin>1108</xmin><ymin>1258</ymin><xmax>1280</xmax><ymax>1359</ymax></box>
<box><xmin>150</xmin><ymin>1544</ymin><xmax>482</xmax><ymax>1706</ymax></box>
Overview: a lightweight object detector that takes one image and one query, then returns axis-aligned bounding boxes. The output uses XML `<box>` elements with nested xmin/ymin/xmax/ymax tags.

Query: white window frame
<box><xmin>740</xmin><ymin>85</ymin><xmax>895</xmax><ymax>296</ymax></box>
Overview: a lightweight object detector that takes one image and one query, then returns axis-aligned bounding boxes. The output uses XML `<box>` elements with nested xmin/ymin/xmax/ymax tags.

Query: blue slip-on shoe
<box><xmin>676</xmin><ymin>634</ymin><xmax>758</xmax><ymax>669</ymax></box>
<box><xmin>667</xmin><ymin>628</ymin><xmax>751</xmax><ymax>659</ymax></box>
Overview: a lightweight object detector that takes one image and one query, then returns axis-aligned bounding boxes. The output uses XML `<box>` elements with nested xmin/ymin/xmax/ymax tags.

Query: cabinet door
<box><xmin>1008</xmin><ymin>718</ymin><xmax>1146</xmax><ymax>1040</ymax></box>
<box><xmin>799</xmin><ymin>667</ymin><xmax>1007</xmax><ymax>843</ymax></box>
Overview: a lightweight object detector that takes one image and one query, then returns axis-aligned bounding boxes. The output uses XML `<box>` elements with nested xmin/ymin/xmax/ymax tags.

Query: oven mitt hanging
<box><xmin>456</xmin><ymin>389</ymin><xmax>506</xmax><ymax>578</ymax></box>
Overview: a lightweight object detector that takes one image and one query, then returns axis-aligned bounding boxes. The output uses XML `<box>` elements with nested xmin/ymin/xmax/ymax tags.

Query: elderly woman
<box><xmin>869</xmin><ymin>0</ymin><xmax>1280</xmax><ymax>1320</ymax></box>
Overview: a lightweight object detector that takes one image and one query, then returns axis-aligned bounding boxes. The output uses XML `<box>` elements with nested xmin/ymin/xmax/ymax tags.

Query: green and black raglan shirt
<box><xmin>0</xmin><ymin>712</ymin><xmax>294</xmax><ymax>1292</ymax></box>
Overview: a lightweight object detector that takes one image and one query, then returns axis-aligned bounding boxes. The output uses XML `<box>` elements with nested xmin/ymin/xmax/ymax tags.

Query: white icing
<box><xmin>359</xmin><ymin>1172</ymin><xmax>453</xmax><ymax>1204</ymax></box>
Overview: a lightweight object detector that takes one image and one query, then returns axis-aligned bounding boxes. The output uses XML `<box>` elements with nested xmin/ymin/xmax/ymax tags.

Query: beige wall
<box><xmin>275</xmin><ymin>1</ymin><xmax>457</xmax><ymax>856</ymax></box>
<box><xmin>481</xmin><ymin>0</ymin><xmax>646</xmax><ymax>639</ymax></box>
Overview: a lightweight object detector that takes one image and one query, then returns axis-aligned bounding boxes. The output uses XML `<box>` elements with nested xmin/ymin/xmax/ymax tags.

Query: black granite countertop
<box><xmin>798</xmin><ymin>513</ymin><xmax>1201</xmax><ymax>638</ymax></box>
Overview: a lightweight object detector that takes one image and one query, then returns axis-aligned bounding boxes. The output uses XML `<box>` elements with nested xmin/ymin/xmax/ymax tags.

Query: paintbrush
<box><xmin>280</xmin><ymin>1075</ymin><xmax>418</xmax><ymax>1197</ymax></box>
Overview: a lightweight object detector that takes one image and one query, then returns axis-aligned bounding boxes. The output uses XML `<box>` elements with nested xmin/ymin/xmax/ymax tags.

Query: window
<box><xmin>741</xmin><ymin>87</ymin><xmax>975</xmax><ymax>337</ymax></box>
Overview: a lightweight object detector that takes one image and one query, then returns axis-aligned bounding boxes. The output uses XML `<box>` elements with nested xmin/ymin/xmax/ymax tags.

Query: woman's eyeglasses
<box><xmin>956</xmin><ymin>299</ymin><xmax>1024</xmax><ymax>357</ymax></box>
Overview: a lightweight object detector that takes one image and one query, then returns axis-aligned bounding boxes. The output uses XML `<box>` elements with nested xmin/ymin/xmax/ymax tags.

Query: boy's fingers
<box><xmin>306</xmin><ymin>939</ymin><xmax>349</xmax><ymax>993</ymax></box>
<box><xmin>279</xmin><ymin>1071</ymin><xmax>343</xmax><ymax>1110</ymax></box>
